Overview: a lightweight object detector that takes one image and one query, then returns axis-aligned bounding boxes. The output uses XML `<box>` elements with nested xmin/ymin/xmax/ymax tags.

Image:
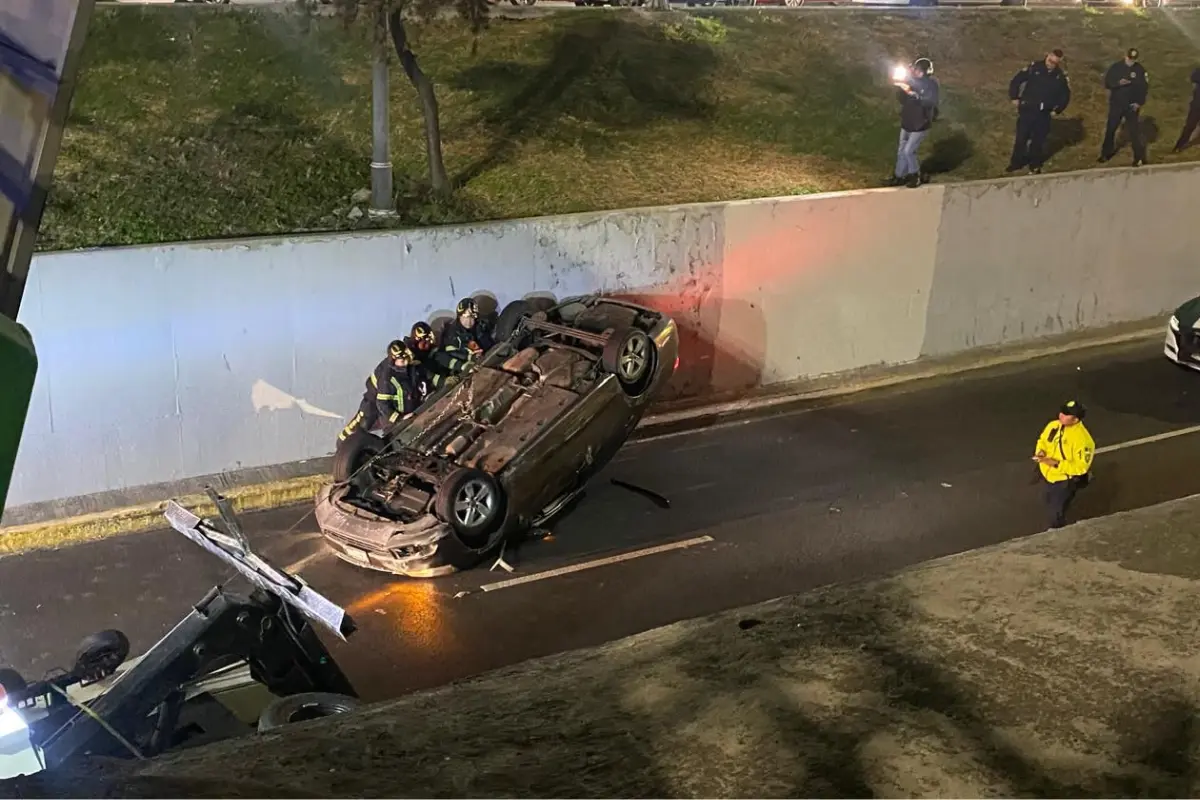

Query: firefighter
<box><xmin>1007</xmin><ymin>49</ymin><xmax>1072</xmax><ymax>175</ymax></box>
<box><xmin>431</xmin><ymin>297</ymin><xmax>495</xmax><ymax>378</ymax></box>
<box><xmin>338</xmin><ymin>339</ymin><xmax>424</xmax><ymax>443</ymax></box>
<box><xmin>1032</xmin><ymin>400</ymin><xmax>1095</xmax><ymax>529</ymax></box>
<box><xmin>406</xmin><ymin>320</ymin><xmax>452</xmax><ymax>391</ymax></box>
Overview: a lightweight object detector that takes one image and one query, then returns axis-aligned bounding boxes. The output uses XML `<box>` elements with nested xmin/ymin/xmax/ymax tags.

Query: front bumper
<box><xmin>1164</xmin><ymin>316</ymin><xmax>1200</xmax><ymax>371</ymax></box>
<box><xmin>314</xmin><ymin>484</ymin><xmax>457</xmax><ymax>578</ymax></box>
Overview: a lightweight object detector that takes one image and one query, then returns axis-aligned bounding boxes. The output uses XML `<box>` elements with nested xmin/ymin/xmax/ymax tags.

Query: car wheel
<box><xmin>332</xmin><ymin>429</ymin><xmax>385</xmax><ymax>484</ymax></box>
<box><xmin>435</xmin><ymin>468</ymin><xmax>506</xmax><ymax>549</ymax></box>
<box><xmin>493</xmin><ymin>297</ymin><xmax>556</xmax><ymax>343</ymax></box>
<box><xmin>257</xmin><ymin>692</ymin><xmax>360</xmax><ymax>733</ymax></box>
<box><xmin>602</xmin><ymin>327</ymin><xmax>656</xmax><ymax>397</ymax></box>
<box><xmin>494</xmin><ymin>300</ymin><xmax>536</xmax><ymax>343</ymax></box>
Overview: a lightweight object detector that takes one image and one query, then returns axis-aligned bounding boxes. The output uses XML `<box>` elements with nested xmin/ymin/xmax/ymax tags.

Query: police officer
<box><xmin>1007</xmin><ymin>49</ymin><xmax>1072</xmax><ymax>175</ymax></box>
<box><xmin>1032</xmin><ymin>400</ymin><xmax>1095</xmax><ymax>530</ymax></box>
<box><xmin>338</xmin><ymin>340</ymin><xmax>425</xmax><ymax>443</ymax></box>
<box><xmin>891</xmin><ymin>57</ymin><xmax>941</xmax><ymax>188</ymax></box>
<box><xmin>406</xmin><ymin>320</ymin><xmax>452</xmax><ymax>391</ymax></box>
<box><xmin>431</xmin><ymin>298</ymin><xmax>495</xmax><ymax>378</ymax></box>
<box><xmin>1099</xmin><ymin>47</ymin><xmax>1149</xmax><ymax>167</ymax></box>
<box><xmin>1171</xmin><ymin>66</ymin><xmax>1200</xmax><ymax>152</ymax></box>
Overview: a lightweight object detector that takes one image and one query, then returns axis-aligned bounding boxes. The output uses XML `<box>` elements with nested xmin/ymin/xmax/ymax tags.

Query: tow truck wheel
<box><xmin>257</xmin><ymin>692</ymin><xmax>360</xmax><ymax>732</ymax></box>
<box><xmin>0</xmin><ymin>668</ymin><xmax>26</xmax><ymax>698</ymax></box>
<box><xmin>74</xmin><ymin>629</ymin><xmax>130</xmax><ymax>681</ymax></box>
<box><xmin>602</xmin><ymin>327</ymin><xmax>656</xmax><ymax>397</ymax></box>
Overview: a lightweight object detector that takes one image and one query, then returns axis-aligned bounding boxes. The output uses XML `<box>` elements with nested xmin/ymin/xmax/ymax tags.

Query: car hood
<box><xmin>398</xmin><ymin>348</ymin><xmax>587</xmax><ymax>474</ymax></box>
<box><xmin>1175</xmin><ymin>295</ymin><xmax>1200</xmax><ymax>330</ymax></box>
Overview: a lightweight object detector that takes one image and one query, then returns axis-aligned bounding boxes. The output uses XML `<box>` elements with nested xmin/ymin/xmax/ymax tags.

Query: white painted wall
<box><xmin>9</xmin><ymin>165</ymin><xmax>1195</xmax><ymax>509</ymax></box>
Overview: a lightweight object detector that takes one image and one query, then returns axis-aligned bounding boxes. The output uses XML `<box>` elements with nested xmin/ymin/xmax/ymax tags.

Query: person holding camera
<box><xmin>890</xmin><ymin>58</ymin><xmax>940</xmax><ymax>188</ymax></box>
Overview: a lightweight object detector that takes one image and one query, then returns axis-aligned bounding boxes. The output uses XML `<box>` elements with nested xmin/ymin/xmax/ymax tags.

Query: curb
<box><xmin>0</xmin><ymin>323</ymin><xmax>1165</xmax><ymax>558</ymax></box>
<box><xmin>0</xmin><ymin>475</ymin><xmax>329</xmax><ymax>557</ymax></box>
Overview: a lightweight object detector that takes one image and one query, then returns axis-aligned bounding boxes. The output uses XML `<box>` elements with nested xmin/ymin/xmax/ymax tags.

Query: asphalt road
<box><xmin>1</xmin><ymin>337</ymin><xmax>1197</xmax><ymax>705</ymax></box>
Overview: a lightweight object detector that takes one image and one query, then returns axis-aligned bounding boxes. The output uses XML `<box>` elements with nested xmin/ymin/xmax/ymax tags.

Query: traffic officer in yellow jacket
<box><xmin>1032</xmin><ymin>400</ymin><xmax>1095</xmax><ymax>529</ymax></box>
<box><xmin>338</xmin><ymin>340</ymin><xmax>425</xmax><ymax>443</ymax></box>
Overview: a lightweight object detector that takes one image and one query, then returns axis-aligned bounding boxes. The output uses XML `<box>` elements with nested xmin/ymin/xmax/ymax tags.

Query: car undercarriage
<box><xmin>314</xmin><ymin>295</ymin><xmax>680</xmax><ymax>578</ymax></box>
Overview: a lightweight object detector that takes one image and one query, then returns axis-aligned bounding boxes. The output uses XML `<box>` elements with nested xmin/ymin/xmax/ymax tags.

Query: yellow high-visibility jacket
<box><xmin>1034</xmin><ymin>420</ymin><xmax>1095</xmax><ymax>483</ymax></box>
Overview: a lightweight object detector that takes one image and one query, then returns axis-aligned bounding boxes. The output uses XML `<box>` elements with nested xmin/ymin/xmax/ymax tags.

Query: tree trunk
<box><xmin>647</xmin><ymin>0</ymin><xmax>670</xmax><ymax>10</ymax></box>
<box><xmin>370</xmin><ymin>9</ymin><xmax>395</xmax><ymax>214</ymax></box>
<box><xmin>388</xmin><ymin>10</ymin><xmax>450</xmax><ymax>196</ymax></box>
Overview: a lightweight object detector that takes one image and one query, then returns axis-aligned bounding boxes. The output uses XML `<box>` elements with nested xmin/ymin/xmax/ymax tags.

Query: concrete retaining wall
<box><xmin>6</xmin><ymin>164</ymin><xmax>1194</xmax><ymax>512</ymax></box>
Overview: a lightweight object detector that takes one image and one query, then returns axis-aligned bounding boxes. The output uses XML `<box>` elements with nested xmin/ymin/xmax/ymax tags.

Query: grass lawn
<box><xmin>40</xmin><ymin>5</ymin><xmax>1200</xmax><ymax>251</ymax></box>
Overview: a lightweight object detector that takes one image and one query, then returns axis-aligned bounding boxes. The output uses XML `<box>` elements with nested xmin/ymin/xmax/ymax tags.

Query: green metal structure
<box><xmin>0</xmin><ymin>0</ymin><xmax>95</xmax><ymax>517</ymax></box>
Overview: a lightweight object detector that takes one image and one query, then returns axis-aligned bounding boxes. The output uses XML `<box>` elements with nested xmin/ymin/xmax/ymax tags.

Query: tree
<box><xmin>304</xmin><ymin>0</ymin><xmax>490</xmax><ymax>209</ymax></box>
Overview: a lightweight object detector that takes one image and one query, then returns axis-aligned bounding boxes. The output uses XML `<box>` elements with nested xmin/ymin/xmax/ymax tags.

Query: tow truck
<box><xmin>0</xmin><ymin>4</ymin><xmax>363</xmax><ymax>785</ymax></box>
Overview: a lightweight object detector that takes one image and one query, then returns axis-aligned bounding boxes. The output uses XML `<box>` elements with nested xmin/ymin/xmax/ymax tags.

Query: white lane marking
<box><xmin>283</xmin><ymin>549</ymin><xmax>331</xmax><ymax>575</ymax></box>
<box><xmin>1095</xmin><ymin>423</ymin><xmax>1200</xmax><ymax>455</ymax></box>
<box><xmin>479</xmin><ymin>535</ymin><xmax>716</xmax><ymax>593</ymax></box>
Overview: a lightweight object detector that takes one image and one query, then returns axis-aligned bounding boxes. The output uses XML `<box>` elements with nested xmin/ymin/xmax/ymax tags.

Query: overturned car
<box><xmin>314</xmin><ymin>295</ymin><xmax>680</xmax><ymax>578</ymax></box>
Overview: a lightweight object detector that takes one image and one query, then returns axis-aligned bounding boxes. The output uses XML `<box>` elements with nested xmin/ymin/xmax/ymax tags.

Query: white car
<box><xmin>1165</xmin><ymin>295</ymin><xmax>1200</xmax><ymax>371</ymax></box>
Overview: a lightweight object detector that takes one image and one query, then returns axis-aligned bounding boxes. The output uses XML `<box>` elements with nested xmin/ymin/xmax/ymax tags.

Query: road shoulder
<box><xmin>81</xmin><ymin>491</ymin><xmax>1200</xmax><ymax>797</ymax></box>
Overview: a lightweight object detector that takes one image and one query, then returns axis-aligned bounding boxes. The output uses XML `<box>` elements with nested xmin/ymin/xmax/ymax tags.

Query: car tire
<box><xmin>257</xmin><ymin>692</ymin><xmax>360</xmax><ymax>733</ymax></box>
<box><xmin>332</xmin><ymin>429</ymin><xmax>385</xmax><ymax>484</ymax></box>
<box><xmin>493</xmin><ymin>297</ymin><xmax>556</xmax><ymax>343</ymax></box>
<box><xmin>435</xmin><ymin>467</ymin><xmax>506</xmax><ymax>551</ymax></box>
<box><xmin>601</xmin><ymin>327</ymin><xmax>657</xmax><ymax>397</ymax></box>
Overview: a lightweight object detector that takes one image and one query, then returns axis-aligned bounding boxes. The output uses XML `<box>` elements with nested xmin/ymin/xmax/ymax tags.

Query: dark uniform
<box><xmin>1172</xmin><ymin>67</ymin><xmax>1200</xmax><ymax>152</ymax></box>
<box><xmin>338</xmin><ymin>341</ymin><xmax>425</xmax><ymax>442</ymax></box>
<box><xmin>406</xmin><ymin>321</ymin><xmax>453</xmax><ymax>391</ymax></box>
<box><xmin>431</xmin><ymin>298</ymin><xmax>495</xmax><ymax>378</ymax></box>
<box><xmin>1008</xmin><ymin>56</ymin><xmax>1072</xmax><ymax>173</ymax></box>
<box><xmin>1100</xmin><ymin>51</ymin><xmax>1148</xmax><ymax>165</ymax></box>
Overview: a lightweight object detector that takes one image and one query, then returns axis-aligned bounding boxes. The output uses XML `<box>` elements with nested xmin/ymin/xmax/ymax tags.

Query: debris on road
<box><xmin>610</xmin><ymin>478</ymin><xmax>671</xmax><ymax>509</ymax></box>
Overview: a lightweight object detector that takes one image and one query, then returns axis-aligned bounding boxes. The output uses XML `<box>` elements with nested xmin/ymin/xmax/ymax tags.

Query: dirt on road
<box><xmin>10</xmin><ymin>493</ymin><xmax>1200</xmax><ymax>798</ymax></box>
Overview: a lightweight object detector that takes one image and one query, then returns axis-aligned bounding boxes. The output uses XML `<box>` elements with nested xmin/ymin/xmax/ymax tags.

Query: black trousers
<box><xmin>1101</xmin><ymin>105</ymin><xmax>1145</xmax><ymax>162</ymax></box>
<box><xmin>1043</xmin><ymin>477</ymin><xmax>1080</xmax><ymax>529</ymax></box>
<box><xmin>1010</xmin><ymin>110</ymin><xmax>1052</xmax><ymax>169</ymax></box>
<box><xmin>1175</xmin><ymin>103</ymin><xmax>1200</xmax><ymax>150</ymax></box>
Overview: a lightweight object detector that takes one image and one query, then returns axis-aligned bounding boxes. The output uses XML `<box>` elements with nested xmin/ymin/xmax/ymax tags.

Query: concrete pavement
<box><xmin>0</xmin><ymin>338</ymin><xmax>1197</xmax><ymax>706</ymax></box>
